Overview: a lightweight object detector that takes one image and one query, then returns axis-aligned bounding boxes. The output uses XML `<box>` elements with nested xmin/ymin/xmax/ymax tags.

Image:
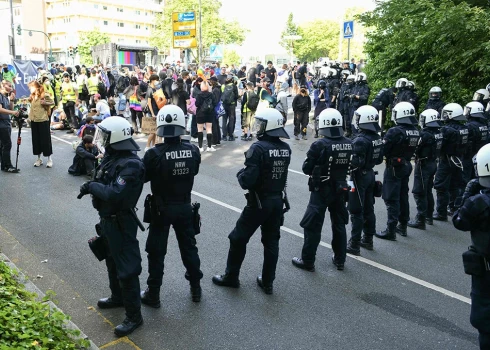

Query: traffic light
<box><xmin>68</xmin><ymin>46</ymin><xmax>73</xmax><ymax>56</ymax></box>
<box><xmin>73</xmin><ymin>47</ymin><xmax>78</xmax><ymax>55</ymax></box>
<box><xmin>16</xmin><ymin>25</ymin><xmax>21</xmax><ymax>35</ymax></box>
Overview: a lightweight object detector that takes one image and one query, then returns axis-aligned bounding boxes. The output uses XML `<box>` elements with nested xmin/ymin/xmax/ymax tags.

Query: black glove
<box><xmin>78</xmin><ymin>181</ymin><xmax>91</xmax><ymax>199</ymax></box>
<box><xmin>463</xmin><ymin>179</ymin><xmax>482</xmax><ymax>200</ymax></box>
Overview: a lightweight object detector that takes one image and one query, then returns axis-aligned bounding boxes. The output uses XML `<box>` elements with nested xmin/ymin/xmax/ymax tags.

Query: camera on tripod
<box><xmin>12</xmin><ymin>107</ymin><xmax>28</xmax><ymax>128</ymax></box>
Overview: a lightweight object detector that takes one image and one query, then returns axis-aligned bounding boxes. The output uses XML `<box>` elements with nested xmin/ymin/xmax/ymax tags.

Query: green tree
<box><xmin>359</xmin><ymin>0</ymin><xmax>490</xmax><ymax>105</ymax></box>
<box><xmin>151</xmin><ymin>0</ymin><xmax>247</xmax><ymax>60</ymax></box>
<box><xmin>78</xmin><ymin>28</ymin><xmax>110</xmax><ymax>65</ymax></box>
<box><xmin>223</xmin><ymin>49</ymin><xmax>241</xmax><ymax>67</ymax></box>
<box><xmin>279</xmin><ymin>13</ymin><xmax>299</xmax><ymax>52</ymax></box>
<box><xmin>293</xmin><ymin>20</ymin><xmax>339</xmax><ymax>62</ymax></box>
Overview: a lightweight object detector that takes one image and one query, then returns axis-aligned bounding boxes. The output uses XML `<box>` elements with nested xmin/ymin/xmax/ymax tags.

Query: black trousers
<box><xmin>349</xmin><ymin>169</ymin><xmax>376</xmax><ymax>242</ymax></box>
<box><xmin>412</xmin><ymin>159</ymin><xmax>437</xmax><ymax>219</ymax></box>
<box><xmin>130</xmin><ymin>109</ymin><xmax>143</xmax><ymax>132</ymax></box>
<box><xmin>382</xmin><ymin>162</ymin><xmax>412</xmax><ymax>228</ymax></box>
<box><xmin>100</xmin><ymin>214</ymin><xmax>142</xmax><ymax>318</ymax></box>
<box><xmin>145</xmin><ymin>203</ymin><xmax>203</xmax><ymax>288</ymax></box>
<box><xmin>31</xmin><ymin>121</ymin><xmax>53</xmax><ymax>157</ymax></box>
<box><xmin>462</xmin><ymin>155</ymin><xmax>476</xmax><ymax>184</ymax></box>
<box><xmin>212</xmin><ymin>115</ymin><xmax>221</xmax><ymax>144</ymax></box>
<box><xmin>471</xmin><ymin>274</ymin><xmax>490</xmax><ymax>350</ymax></box>
<box><xmin>225</xmin><ymin>196</ymin><xmax>283</xmax><ymax>284</ymax></box>
<box><xmin>222</xmin><ymin>104</ymin><xmax>236</xmax><ymax>138</ymax></box>
<box><xmin>294</xmin><ymin>111</ymin><xmax>309</xmax><ymax>136</ymax></box>
<box><xmin>63</xmin><ymin>102</ymin><xmax>79</xmax><ymax>129</ymax></box>
<box><xmin>0</xmin><ymin>126</ymin><xmax>13</xmax><ymax>170</ymax></box>
<box><xmin>434</xmin><ymin>156</ymin><xmax>465</xmax><ymax>215</ymax></box>
<box><xmin>300</xmin><ymin>186</ymin><xmax>349</xmax><ymax>265</ymax></box>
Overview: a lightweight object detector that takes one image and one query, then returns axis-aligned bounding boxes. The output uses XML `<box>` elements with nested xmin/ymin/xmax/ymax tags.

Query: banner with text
<box><xmin>12</xmin><ymin>60</ymin><xmax>45</xmax><ymax>98</ymax></box>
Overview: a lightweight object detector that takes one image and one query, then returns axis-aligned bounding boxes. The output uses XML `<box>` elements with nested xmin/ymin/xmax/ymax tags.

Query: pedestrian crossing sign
<box><xmin>343</xmin><ymin>21</ymin><xmax>354</xmax><ymax>39</ymax></box>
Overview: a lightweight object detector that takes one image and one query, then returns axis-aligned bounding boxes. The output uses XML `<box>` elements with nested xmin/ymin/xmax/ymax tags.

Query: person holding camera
<box><xmin>141</xmin><ymin>105</ymin><xmax>203</xmax><ymax>306</ymax></box>
<box><xmin>453</xmin><ymin>144</ymin><xmax>490</xmax><ymax>350</ymax></box>
<box><xmin>28</xmin><ymin>80</ymin><xmax>54</xmax><ymax>168</ymax></box>
<box><xmin>292</xmin><ymin>85</ymin><xmax>311</xmax><ymax>140</ymax></box>
<box><xmin>0</xmin><ymin>80</ymin><xmax>20</xmax><ymax>173</ymax></box>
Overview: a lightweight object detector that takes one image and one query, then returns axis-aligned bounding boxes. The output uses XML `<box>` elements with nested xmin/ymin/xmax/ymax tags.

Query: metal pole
<box><xmin>9</xmin><ymin>0</ymin><xmax>16</xmax><ymax>58</ymax></box>
<box><xmin>347</xmin><ymin>38</ymin><xmax>351</xmax><ymax>61</ymax></box>
<box><xmin>198</xmin><ymin>0</ymin><xmax>202</xmax><ymax>64</ymax></box>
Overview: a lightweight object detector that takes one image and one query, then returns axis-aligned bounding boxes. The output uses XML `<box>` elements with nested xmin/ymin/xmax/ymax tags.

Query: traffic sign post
<box><xmin>172</xmin><ymin>11</ymin><xmax>197</xmax><ymax>49</ymax></box>
<box><xmin>209</xmin><ymin>44</ymin><xmax>223</xmax><ymax>61</ymax></box>
<box><xmin>343</xmin><ymin>21</ymin><xmax>354</xmax><ymax>61</ymax></box>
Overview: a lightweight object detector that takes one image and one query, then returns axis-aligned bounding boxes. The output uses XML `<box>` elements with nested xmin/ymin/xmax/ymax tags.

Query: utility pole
<box><xmin>10</xmin><ymin>0</ymin><xmax>16</xmax><ymax>58</ymax></box>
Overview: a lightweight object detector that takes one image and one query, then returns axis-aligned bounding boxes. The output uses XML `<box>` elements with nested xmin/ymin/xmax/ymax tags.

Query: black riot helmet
<box><xmin>318</xmin><ymin>80</ymin><xmax>327</xmax><ymax>89</ymax></box>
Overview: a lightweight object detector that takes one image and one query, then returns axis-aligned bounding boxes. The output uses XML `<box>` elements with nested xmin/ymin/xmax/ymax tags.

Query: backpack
<box><xmin>116</xmin><ymin>76</ymin><xmax>129</xmax><ymax>94</ymax></box>
<box><xmin>221</xmin><ymin>84</ymin><xmax>235</xmax><ymax>105</ymax></box>
<box><xmin>97</xmin><ymin>81</ymin><xmax>106</xmax><ymax>95</ymax></box>
<box><xmin>246</xmin><ymin>91</ymin><xmax>259</xmax><ymax>111</ymax></box>
<box><xmin>202</xmin><ymin>95</ymin><xmax>213</xmax><ymax>113</ymax></box>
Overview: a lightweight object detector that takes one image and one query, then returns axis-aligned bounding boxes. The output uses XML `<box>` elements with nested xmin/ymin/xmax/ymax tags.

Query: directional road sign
<box><xmin>343</xmin><ymin>21</ymin><xmax>354</xmax><ymax>39</ymax></box>
<box><xmin>209</xmin><ymin>44</ymin><xmax>223</xmax><ymax>60</ymax></box>
<box><xmin>172</xmin><ymin>11</ymin><xmax>197</xmax><ymax>49</ymax></box>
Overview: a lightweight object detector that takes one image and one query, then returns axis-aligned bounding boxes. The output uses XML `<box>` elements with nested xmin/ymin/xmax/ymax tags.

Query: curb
<box><xmin>0</xmin><ymin>253</ymin><xmax>99</xmax><ymax>350</ymax></box>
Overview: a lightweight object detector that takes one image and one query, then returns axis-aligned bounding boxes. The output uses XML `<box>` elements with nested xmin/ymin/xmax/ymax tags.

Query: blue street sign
<box><xmin>174</xmin><ymin>31</ymin><xmax>191</xmax><ymax>37</ymax></box>
<box><xmin>209</xmin><ymin>44</ymin><xmax>223</xmax><ymax>59</ymax></box>
<box><xmin>343</xmin><ymin>21</ymin><xmax>354</xmax><ymax>39</ymax></box>
<box><xmin>178</xmin><ymin>12</ymin><xmax>195</xmax><ymax>22</ymax></box>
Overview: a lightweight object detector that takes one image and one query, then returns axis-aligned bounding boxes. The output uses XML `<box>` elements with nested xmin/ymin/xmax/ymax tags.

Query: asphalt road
<box><xmin>0</xmin><ymin>109</ymin><xmax>479</xmax><ymax>350</ymax></box>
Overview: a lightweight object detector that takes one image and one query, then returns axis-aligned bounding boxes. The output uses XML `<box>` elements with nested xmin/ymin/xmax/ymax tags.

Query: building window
<box><xmin>145</xmin><ymin>26</ymin><xmax>148</xmax><ymax>31</ymax></box>
<box><xmin>94</xmin><ymin>4</ymin><xmax>98</xmax><ymax>9</ymax></box>
<box><xmin>117</xmin><ymin>22</ymin><xmax>124</xmax><ymax>27</ymax></box>
<box><xmin>63</xmin><ymin>17</ymin><xmax>71</xmax><ymax>23</ymax></box>
<box><xmin>103</xmin><ymin>6</ymin><xmax>107</xmax><ymax>10</ymax></box>
<box><xmin>136</xmin><ymin>40</ymin><xmax>141</xmax><ymax>44</ymax></box>
<box><xmin>135</xmin><ymin>24</ymin><xmax>141</xmax><ymax>29</ymax></box>
<box><xmin>94</xmin><ymin>20</ymin><xmax>99</xmax><ymax>25</ymax></box>
<box><xmin>145</xmin><ymin>12</ymin><xmax>148</xmax><ymax>16</ymax></box>
<box><xmin>104</xmin><ymin>21</ymin><xmax>108</xmax><ymax>25</ymax></box>
<box><xmin>117</xmin><ymin>8</ymin><xmax>123</xmax><ymax>12</ymax></box>
<box><xmin>14</xmin><ymin>8</ymin><xmax>20</xmax><ymax>16</ymax></box>
<box><xmin>63</xmin><ymin>1</ymin><xmax>69</xmax><ymax>6</ymax></box>
<box><xmin>145</xmin><ymin>40</ymin><xmax>148</xmax><ymax>44</ymax></box>
<box><xmin>135</xmin><ymin>10</ymin><xmax>140</xmax><ymax>15</ymax></box>
<box><xmin>118</xmin><ymin>38</ymin><xmax>124</xmax><ymax>43</ymax></box>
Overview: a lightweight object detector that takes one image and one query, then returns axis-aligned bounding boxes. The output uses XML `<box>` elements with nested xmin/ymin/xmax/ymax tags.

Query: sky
<box><xmin>219</xmin><ymin>0</ymin><xmax>376</xmax><ymax>57</ymax></box>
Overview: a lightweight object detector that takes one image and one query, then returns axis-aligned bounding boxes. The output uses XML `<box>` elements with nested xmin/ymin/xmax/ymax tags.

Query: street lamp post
<box><xmin>22</xmin><ymin>28</ymin><xmax>54</xmax><ymax>63</ymax></box>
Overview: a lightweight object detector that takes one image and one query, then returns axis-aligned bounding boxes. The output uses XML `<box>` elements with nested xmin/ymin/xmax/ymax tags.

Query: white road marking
<box><xmin>191</xmin><ymin>190</ymin><xmax>471</xmax><ymax>305</ymax></box>
<box><xmin>53</xmin><ymin>132</ymin><xmax>471</xmax><ymax>305</ymax></box>
<box><xmin>288</xmin><ymin>168</ymin><xmax>307</xmax><ymax>176</ymax></box>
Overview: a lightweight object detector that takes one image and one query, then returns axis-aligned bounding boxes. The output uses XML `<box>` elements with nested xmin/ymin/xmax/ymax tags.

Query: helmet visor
<box><xmin>473</xmin><ymin>92</ymin><xmax>485</xmax><ymax>102</ymax></box>
<box><xmin>94</xmin><ymin>125</ymin><xmax>110</xmax><ymax>154</ymax></box>
<box><xmin>252</xmin><ymin>118</ymin><xmax>267</xmax><ymax>136</ymax></box>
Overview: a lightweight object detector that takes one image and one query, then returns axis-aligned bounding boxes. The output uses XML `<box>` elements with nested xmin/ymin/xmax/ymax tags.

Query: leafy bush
<box><xmin>0</xmin><ymin>261</ymin><xmax>90</xmax><ymax>349</ymax></box>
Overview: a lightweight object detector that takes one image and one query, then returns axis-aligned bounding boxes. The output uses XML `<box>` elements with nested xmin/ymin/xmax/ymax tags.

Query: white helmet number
<box><xmin>158</xmin><ymin>113</ymin><xmax>178</xmax><ymax>122</ymax></box>
<box><xmin>122</xmin><ymin>127</ymin><xmax>131</xmax><ymax>136</ymax></box>
<box><xmin>323</xmin><ymin>118</ymin><xmax>341</xmax><ymax>126</ymax></box>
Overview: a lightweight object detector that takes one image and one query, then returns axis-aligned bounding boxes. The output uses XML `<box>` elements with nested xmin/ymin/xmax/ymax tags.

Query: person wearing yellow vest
<box><xmin>87</xmin><ymin>69</ymin><xmax>99</xmax><ymax>104</ymax></box>
<box><xmin>77</xmin><ymin>67</ymin><xmax>89</xmax><ymax>106</ymax></box>
<box><xmin>40</xmin><ymin>75</ymin><xmax>55</xmax><ymax>114</ymax></box>
<box><xmin>61</xmin><ymin>72</ymin><xmax>79</xmax><ymax>133</ymax></box>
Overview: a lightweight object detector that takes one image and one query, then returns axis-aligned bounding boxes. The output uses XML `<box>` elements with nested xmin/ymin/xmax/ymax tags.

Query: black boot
<box><xmin>212</xmin><ymin>274</ymin><xmax>240</xmax><ymax>288</ymax></box>
<box><xmin>141</xmin><ymin>287</ymin><xmax>161</xmax><ymax>308</ymax></box>
<box><xmin>190</xmin><ymin>282</ymin><xmax>202</xmax><ymax>302</ymax></box>
<box><xmin>375</xmin><ymin>224</ymin><xmax>397</xmax><ymax>241</ymax></box>
<box><xmin>256</xmin><ymin>276</ymin><xmax>273</xmax><ymax>295</ymax></box>
<box><xmin>360</xmin><ymin>235</ymin><xmax>374</xmax><ymax>250</ymax></box>
<box><xmin>291</xmin><ymin>257</ymin><xmax>315</xmax><ymax>272</ymax></box>
<box><xmin>407</xmin><ymin>215</ymin><xmax>426</xmax><ymax>230</ymax></box>
<box><xmin>331</xmin><ymin>256</ymin><xmax>344</xmax><ymax>271</ymax></box>
<box><xmin>396</xmin><ymin>222</ymin><xmax>408</xmax><ymax>237</ymax></box>
<box><xmin>114</xmin><ymin>313</ymin><xmax>143</xmax><ymax>337</ymax></box>
<box><xmin>97</xmin><ymin>296</ymin><xmax>123</xmax><ymax>309</ymax></box>
<box><xmin>432</xmin><ymin>212</ymin><xmax>447</xmax><ymax>221</ymax></box>
<box><xmin>425</xmin><ymin>217</ymin><xmax>433</xmax><ymax>225</ymax></box>
<box><xmin>346</xmin><ymin>239</ymin><xmax>361</xmax><ymax>256</ymax></box>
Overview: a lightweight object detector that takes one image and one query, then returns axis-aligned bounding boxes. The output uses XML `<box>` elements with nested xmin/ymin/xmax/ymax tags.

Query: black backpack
<box><xmin>97</xmin><ymin>81</ymin><xmax>106</xmax><ymax>95</ymax></box>
<box><xmin>116</xmin><ymin>76</ymin><xmax>129</xmax><ymax>94</ymax></box>
<box><xmin>246</xmin><ymin>91</ymin><xmax>259</xmax><ymax>111</ymax></box>
<box><xmin>202</xmin><ymin>95</ymin><xmax>213</xmax><ymax>113</ymax></box>
<box><xmin>221</xmin><ymin>84</ymin><xmax>235</xmax><ymax>105</ymax></box>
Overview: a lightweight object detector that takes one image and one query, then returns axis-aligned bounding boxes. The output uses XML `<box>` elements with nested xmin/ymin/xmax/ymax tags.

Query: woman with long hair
<box><xmin>28</xmin><ymin>80</ymin><xmax>54</xmax><ymax>167</ymax></box>
<box><xmin>195</xmin><ymin>81</ymin><xmax>216</xmax><ymax>152</ymax></box>
<box><xmin>124</xmin><ymin>76</ymin><xmax>143</xmax><ymax>133</ymax></box>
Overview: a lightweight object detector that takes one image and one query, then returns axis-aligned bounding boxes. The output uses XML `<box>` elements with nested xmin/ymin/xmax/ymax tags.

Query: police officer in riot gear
<box><xmin>473</xmin><ymin>89</ymin><xmax>490</xmax><ymax>108</ymax></box>
<box><xmin>406</xmin><ymin>81</ymin><xmax>420</xmax><ymax>112</ymax></box>
<box><xmin>325</xmin><ymin>68</ymin><xmax>340</xmax><ymax>108</ymax></box>
<box><xmin>453</xmin><ymin>144</ymin><xmax>490</xmax><ymax>350</ymax></box>
<box><xmin>141</xmin><ymin>105</ymin><xmax>203</xmax><ymax>305</ymax></box>
<box><xmin>78</xmin><ymin>117</ymin><xmax>145</xmax><ymax>337</ymax></box>
<box><xmin>424</xmin><ymin>86</ymin><xmax>445</xmax><ymax>115</ymax></box>
<box><xmin>371</xmin><ymin>86</ymin><xmax>396</xmax><ymax>136</ymax></box>
<box><xmin>375</xmin><ymin>102</ymin><xmax>420</xmax><ymax>240</ymax></box>
<box><xmin>407</xmin><ymin>109</ymin><xmax>443</xmax><ymax>229</ymax></box>
<box><xmin>212</xmin><ymin>108</ymin><xmax>291</xmax><ymax>294</ymax></box>
<box><xmin>392</xmin><ymin>78</ymin><xmax>409</xmax><ymax>107</ymax></box>
<box><xmin>338</xmin><ymin>74</ymin><xmax>356</xmax><ymax>137</ymax></box>
<box><xmin>433</xmin><ymin>103</ymin><xmax>470</xmax><ymax>220</ymax></box>
<box><xmin>463</xmin><ymin>102</ymin><xmax>489</xmax><ymax>183</ymax></box>
<box><xmin>348</xmin><ymin>73</ymin><xmax>371</xmax><ymax>136</ymax></box>
<box><xmin>292</xmin><ymin>108</ymin><xmax>353</xmax><ymax>271</ymax></box>
<box><xmin>346</xmin><ymin>106</ymin><xmax>384</xmax><ymax>255</ymax></box>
